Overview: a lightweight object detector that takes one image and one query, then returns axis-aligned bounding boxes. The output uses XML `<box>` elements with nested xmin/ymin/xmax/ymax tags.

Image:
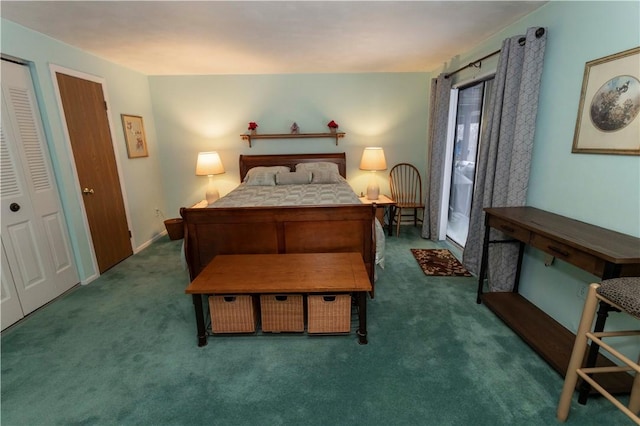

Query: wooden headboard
<box><xmin>239</xmin><ymin>152</ymin><xmax>347</xmax><ymax>181</ymax></box>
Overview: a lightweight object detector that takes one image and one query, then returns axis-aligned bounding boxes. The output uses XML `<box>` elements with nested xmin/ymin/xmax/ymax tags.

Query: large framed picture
<box><xmin>572</xmin><ymin>47</ymin><xmax>640</xmax><ymax>155</ymax></box>
<box><xmin>121</xmin><ymin>114</ymin><xmax>149</xmax><ymax>158</ymax></box>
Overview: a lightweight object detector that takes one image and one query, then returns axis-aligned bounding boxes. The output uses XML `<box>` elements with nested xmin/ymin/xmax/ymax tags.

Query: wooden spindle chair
<box><xmin>389</xmin><ymin>163</ymin><xmax>424</xmax><ymax>236</ymax></box>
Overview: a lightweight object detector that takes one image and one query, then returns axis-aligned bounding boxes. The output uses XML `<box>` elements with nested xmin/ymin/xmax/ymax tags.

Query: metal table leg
<box><xmin>192</xmin><ymin>294</ymin><xmax>208</xmax><ymax>347</ymax></box>
<box><xmin>356</xmin><ymin>291</ymin><xmax>368</xmax><ymax>344</ymax></box>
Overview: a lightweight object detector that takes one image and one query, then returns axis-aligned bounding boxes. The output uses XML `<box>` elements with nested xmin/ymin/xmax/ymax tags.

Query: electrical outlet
<box><xmin>577</xmin><ymin>285</ymin><xmax>587</xmax><ymax>300</ymax></box>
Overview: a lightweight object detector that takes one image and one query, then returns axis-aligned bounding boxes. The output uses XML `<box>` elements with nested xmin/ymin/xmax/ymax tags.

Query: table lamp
<box><xmin>196</xmin><ymin>151</ymin><xmax>225</xmax><ymax>205</ymax></box>
<box><xmin>359</xmin><ymin>147</ymin><xmax>387</xmax><ymax>200</ymax></box>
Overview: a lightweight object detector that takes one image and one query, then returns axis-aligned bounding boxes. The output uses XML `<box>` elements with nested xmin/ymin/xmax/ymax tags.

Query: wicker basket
<box><xmin>164</xmin><ymin>218</ymin><xmax>184</xmax><ymax>240</ymax></box>
<box><xmin>307</xmin><ymin>294</ymin><xmax>351</xmax><ymax>334</ymax></box>
<box><xmin>209</xmin><ymin>295</ymin><xmax>257</xmax><ymax>333</ymax></box>
<box><xmin>260</xmin><ymin>294</ymin><xmax>304</xmax><ymax>333</ymax></box>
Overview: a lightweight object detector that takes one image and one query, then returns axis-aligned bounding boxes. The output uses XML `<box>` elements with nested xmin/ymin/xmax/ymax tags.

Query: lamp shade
<box><xmin>195</xmin><ymin>151</ymin><xmax>225</xmax><ymax>176</ymax></box>
<box><xmin>359</xmin><ymin>147</ymin><xmax>387</xmax><ymax>171</ymax></box>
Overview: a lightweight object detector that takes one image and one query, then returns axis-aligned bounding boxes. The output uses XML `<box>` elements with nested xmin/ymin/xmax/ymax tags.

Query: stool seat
<box><xmin>597</xmin><ymin>277</ymin><xmax>640</xmax><ymax>319</ymax></box>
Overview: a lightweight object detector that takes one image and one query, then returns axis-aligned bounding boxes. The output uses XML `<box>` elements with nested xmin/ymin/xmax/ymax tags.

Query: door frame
<box><xmin>49</xmin><ymin>65</ymin><xmax>134</xmax><ymax>282</ymax></box>
<box><xmin>437</xmin><ymin>89</ymin><xmax>458</xmax><ymax>240</ymax></box>
<box><xmin>438</xmin><ymin>70</ymin><xmax>496</xmax><ymax>242</ymax></box>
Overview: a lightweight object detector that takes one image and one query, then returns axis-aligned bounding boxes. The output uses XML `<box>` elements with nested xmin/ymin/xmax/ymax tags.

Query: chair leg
<box><xmin>579</xmin><ymin>301</ymin><xmax>613</xmax><ymax>403</ymax></box>
<box><xmin>630</xmin><ymin>354</ymin><xmax>640</xmax><ymax>416</ymax></box>
<box><xmin>557</xmin><ymin>283</ymin><xmax>601</xmax><ymax>422</ymax></box>
<box><xmin>396</xmin><ymin>207</ymin><xmax>402</xmax><ymax>236</ymax></box>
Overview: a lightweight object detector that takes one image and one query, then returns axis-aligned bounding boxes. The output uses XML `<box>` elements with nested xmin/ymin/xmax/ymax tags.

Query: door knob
<box><xmin>82</xmin><ymin>188</ymin><xmax>95</xmax><ymax>195</ymax></box>
<box><xmin>9</xmin><ymin>203</ymin><xmax>20</xmax><ymax>212</ymax></box>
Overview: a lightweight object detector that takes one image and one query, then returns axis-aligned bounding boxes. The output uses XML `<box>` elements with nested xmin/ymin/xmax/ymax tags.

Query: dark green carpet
<box><xmin>1</xmin><ymin>227</ymin><xmax>630</xmax><ymax>425</ymax></box>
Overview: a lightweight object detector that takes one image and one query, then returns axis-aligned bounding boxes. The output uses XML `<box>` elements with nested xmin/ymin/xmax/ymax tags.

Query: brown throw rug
<box><xmin>411</xmin><ymin>249</ymin><xmax>472</xmax><ymax>277</ymax></box>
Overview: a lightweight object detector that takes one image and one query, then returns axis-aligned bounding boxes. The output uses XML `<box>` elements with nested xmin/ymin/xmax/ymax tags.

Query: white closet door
<box><xmin>1</xmin><ymin>240</ymin><xmax>23</xmax><ymax>330</ymax></box>
<box><xmin>1</xmin><ymin>60</ymin><xmax>78</xmax><ymax>328</ymax></box>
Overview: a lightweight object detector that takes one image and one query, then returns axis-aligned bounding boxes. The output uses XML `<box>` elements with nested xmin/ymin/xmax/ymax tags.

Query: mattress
<box><xmin>210</xmin><ymin>181</ymin><xmax>361</xmax><ymax>207</ymax></box>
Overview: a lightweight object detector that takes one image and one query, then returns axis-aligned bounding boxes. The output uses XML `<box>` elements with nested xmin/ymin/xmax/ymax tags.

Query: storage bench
<box><xmin>185</xmin><ymin>252</ymin><xmax>372</xmax><ymax>346</ymax></box>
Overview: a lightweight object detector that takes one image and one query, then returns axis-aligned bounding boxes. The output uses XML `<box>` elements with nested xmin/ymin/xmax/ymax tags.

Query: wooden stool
<box><xmin>557</xmin><ymin>277</ymin><xmax>640</xmax><ymax>423</ymax></box>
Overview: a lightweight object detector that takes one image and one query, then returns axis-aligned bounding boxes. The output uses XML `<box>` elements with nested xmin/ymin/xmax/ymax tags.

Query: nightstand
<box><xmin>190</xmin><ymin>200</ymin><xmax>209</xmax><ymax>208</ymax></box>
<box><xmin>359</xmin><ymin>194</ymin><xmax>396</xmax><ymax>236</ymax></box>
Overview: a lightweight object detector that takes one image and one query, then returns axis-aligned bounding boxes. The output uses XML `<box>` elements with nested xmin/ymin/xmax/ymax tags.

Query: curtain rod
<box><xmin>444</xmin><ymin>48</ymin><xmax>501</xmax><ymax>79</ymax></box>
<box><xmin>444</xmin><ymin>27</ymin><xmax>546</xmax><ymax>79</ymax></box>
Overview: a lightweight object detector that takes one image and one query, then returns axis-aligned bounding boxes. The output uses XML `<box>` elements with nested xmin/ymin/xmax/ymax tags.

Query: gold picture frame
<box><xmin>572</xmin><ymin>47</ymin><xmax>640</xmax><ymax>155</ymax></box>
<box><xmin>121</xmin><ymin>114</ymin><xmax>149</xmax><ymax>158</ymax></box>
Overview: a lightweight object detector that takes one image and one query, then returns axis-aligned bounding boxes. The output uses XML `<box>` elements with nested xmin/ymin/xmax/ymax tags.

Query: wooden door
<box><xmin>55</xmin><ymin>73</ymin><xmax>132</xmax><ymax>273</ymax></box>
<box><xmin>1</xmin><ymin>59</ymin><xmax>79</xmax><ymax>329</ymax></box>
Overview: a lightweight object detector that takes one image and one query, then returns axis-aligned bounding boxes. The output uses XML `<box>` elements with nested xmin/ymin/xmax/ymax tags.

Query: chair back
<box><xmin>389</xmin><ymin>163</ymin><xmax>422</xmax><ymax>206</ymax></box>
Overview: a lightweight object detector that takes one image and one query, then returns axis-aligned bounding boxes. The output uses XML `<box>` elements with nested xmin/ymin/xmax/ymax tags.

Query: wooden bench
<box><xmin>185</xmin><ymin>252</ymin><xmax>372</xmax><ymax>346</ymax></box>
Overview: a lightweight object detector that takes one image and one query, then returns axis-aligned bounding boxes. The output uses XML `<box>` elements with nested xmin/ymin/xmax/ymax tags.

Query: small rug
<box><xmin>410</xmin><ymin>249</ymin><xmax>472</xmax><ymax>277</ymax></box>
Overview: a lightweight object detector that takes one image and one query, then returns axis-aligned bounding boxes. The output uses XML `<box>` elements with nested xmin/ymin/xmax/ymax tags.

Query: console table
<box><xmin>478</xmin><ymin>206</ymin><xmax>640</xmax><ymax>395</ymax></box>
<box><xmin>185</xmin><ymin>252</ymin><xmax>372</xmax><ymax>346</ymax></box>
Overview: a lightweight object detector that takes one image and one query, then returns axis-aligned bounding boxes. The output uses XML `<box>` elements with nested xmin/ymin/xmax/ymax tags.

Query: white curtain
<box><xmin>422</xmin><ymin>73</ymin><xmax>452</xmax><ymax>239</ymax></box>
<box><xmin>462</xmin><ymin>27</ymin><xmax>547</xmax><ymax>291</ymax></box>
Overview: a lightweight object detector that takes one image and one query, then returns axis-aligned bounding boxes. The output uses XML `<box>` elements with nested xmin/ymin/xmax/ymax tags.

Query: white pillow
<box><xmin>295</xmin><ymin>162</ymin><xmax>340</xmax><ymax>175</ymax></box>
<box><xmin>245</xmin><ymin>171</ymin><xmax>276</xmax><ymax>186</ymax></box>
<box><xmin>243</xmin><ymin>166</ymin><xmax>290</xmax><ymax>182</ymax></box>
<box><xmin>311</xmin><ymin>171</ymin><xmax>343</xmax><ymax>184</ymax></box>
<box><xmin>276</xmin><ymin>171</ymin><xmax>312</xmax><ymax>185</ymax></box>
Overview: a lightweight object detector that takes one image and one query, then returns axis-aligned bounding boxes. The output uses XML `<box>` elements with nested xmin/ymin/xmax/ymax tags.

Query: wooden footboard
<box><xmin>180</xmin><ymin>204</ymin><xmax>377</xmax><ymax>293</ymax></box>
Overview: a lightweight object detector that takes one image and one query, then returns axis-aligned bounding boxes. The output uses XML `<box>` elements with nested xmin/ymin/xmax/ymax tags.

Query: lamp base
<box><xmin>366</xmin><ymin>172</ymin><xmax>380</xmax><ymax>200</ymax></box>
<box><xmin>205</xmin><ymin>176</ymin><xmax>220</xmax><ymax>205</ymax></box>
<box><xmin>366</xmin><ymin>186</ymin><xmax>380</xmax><ymax>200</ymax></box>
<box><xmin>205</xmin><ymin>189</ymin><xmax>219</xmax><ymax>205</ymax></box>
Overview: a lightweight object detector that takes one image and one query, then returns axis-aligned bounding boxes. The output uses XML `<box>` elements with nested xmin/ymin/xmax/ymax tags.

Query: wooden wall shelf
<box><xmin>240</xmin><ymin>132</ymin><xmax>345</xmax><ymax>147</ymax></box>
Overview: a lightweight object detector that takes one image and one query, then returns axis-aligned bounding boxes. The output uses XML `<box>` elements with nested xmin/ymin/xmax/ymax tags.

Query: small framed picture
<box><xmin>572</xmin><ymin>47</ymin><xmax>640</xmax><ymax>155</ymax></box>
<box><xmin>121</xmin><ymin>114</ymin><xmax>149</xmax><ymax>158</ymax></box>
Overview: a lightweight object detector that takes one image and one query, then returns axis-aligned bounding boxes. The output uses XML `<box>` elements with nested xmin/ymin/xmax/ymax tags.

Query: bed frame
<box><xmin>180</xmin><ymin>152</ymin><xmax>376</xmax><ymax>293</ymax></box>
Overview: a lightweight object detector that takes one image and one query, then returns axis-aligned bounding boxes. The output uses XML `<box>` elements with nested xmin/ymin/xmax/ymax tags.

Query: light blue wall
<box><xmin>149</xmin><ymin>73</ymin><xmax>429</xmax><ymax>216</ymax></box>
<box><xmin>1</xmin><ymin>19</ymin><xmax>168</xmax><ymax>282</ymax></box>
<box><xmin>431</xmin><ymin>0</ymin><xmax>640</xmax><ymax>354</ymax></box>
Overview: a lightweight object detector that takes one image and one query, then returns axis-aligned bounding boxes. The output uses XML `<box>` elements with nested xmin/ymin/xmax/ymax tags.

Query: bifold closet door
<box><xmin>0</xmin><ymin>59</ymin><xmax>79</xmax><ymax>330</ymax></box>
<box><xmin>1</xmin><ymin>240</ymin><xmax>23</xmax><ymax>330</ymax></box>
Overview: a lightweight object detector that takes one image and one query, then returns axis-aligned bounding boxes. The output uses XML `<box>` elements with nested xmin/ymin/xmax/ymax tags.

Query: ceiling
<box><xmin>1</xmin><ymin>1</ymin><xmax>547</xmax><ymax>76</ymax></box>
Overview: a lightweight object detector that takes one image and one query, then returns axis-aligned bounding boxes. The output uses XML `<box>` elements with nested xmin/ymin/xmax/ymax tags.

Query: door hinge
<box><xmin>104</xmin><ymin>101</ymin><xmax>108</xmax><ymax>110</ymax></box>
<box><xmin>128</xmin><ymin>230</ymin><xmax>132</xmax><ymax>238</ymax></box>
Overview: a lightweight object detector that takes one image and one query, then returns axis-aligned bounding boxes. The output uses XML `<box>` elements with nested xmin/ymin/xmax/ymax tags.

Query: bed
<box><xmin>180</xmin><ymin>152</ymin><xmax>384</xmax><ymax>296</ymax></box>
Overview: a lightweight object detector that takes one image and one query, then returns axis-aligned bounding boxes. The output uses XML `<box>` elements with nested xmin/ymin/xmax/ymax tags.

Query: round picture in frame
<box><xmin>589</xmin><ymin>75</ymin><xmax>640</xmax><ymax>132</ymax></box>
